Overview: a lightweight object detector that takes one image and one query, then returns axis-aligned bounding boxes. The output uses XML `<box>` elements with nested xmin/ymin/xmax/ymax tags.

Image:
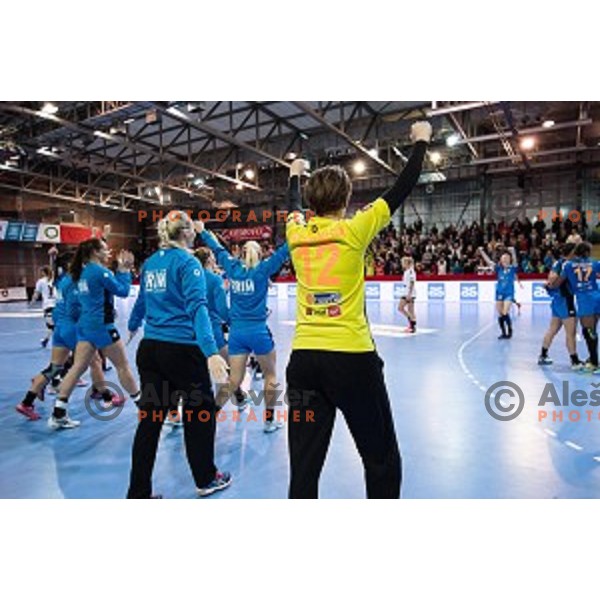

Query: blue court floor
<box><xmin>2</xmin><ymin>298</ymin><xmax>600</xmax><ymax>498</ymax></box>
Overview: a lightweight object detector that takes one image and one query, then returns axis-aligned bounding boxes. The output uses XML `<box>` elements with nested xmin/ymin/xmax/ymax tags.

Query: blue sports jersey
<box><xmin>562</xmin><ymin>257</ymin><xmax>600</xmax><ymax>296</ymax></box>
<box><xmin>76</xmin><ymin>263</ymin><xmax>131</xmax><ymax>329</ymax></box>
<box><xmin>128</xmin><ymin>247</ymin><xmax>218</xmax><ymax>358</ymax></box>
<box><xmin>52</xmin><ymin>274</ymin><xmax>81</xmax><ymax>325</ymax></box>
<box><xmin>200</xmin><ymin>231</ymin><xmax>289</xmax><ymax>326</ymax></box>
<box><xmin>204</xmin><ymin>269</ymin><xmax>230</xmax><ymax>328</ymax></box>
<box><xmin>495</xmin><ymin>264</ymin><xmax>517</xmax><ymax>294</ymax></box>
<box><xmin>547</xmin><ymin>259</ymin><xmax>574</xmax><ymax>300</ymax></box>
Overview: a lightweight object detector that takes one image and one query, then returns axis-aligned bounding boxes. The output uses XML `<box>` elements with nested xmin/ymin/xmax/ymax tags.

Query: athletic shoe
<box><xmin>264</xmin><ymin>420</ymin><xmax>284</xmax><ymax>434</ymax></box>
<box><xmin>197</xmin><ymin>472</ymin><xmax>232</xmax><ymax>497</ymax></box>
<box><xmin>47</xmin><ymin>415</ymin><xmax>81</xmax><ymax>430</ymax></box>
<box><xmin>75</xmin><ymin>379</ymin><xmax>88</xmax><ymax>388</ymax></box>
<box><xmin>538</xmin><ymin>356</ymin><xmax>553</xmax><ymax>365</ymax></box>
<box><xmin>40</xmin><ymin>338</ymin><xmax>49</xmax><ymax>348</ymax></box>
<box><xmin>108</xmin><ymin>394</ymin><xmax>126</xmax><ymax>408</ymax></box>
<box><xmin>571</xmin><ymin>362</ymin><xmax>585</xmax><ymax>371</ymax></box>
<box><xmin>582</xmin><ymin>362</ymin><xmax>598</xmax><ymax>373</ymax></box>
<box><xmin>102</xmin><ymin>365</ymin><xmax>113</xmax><ymax>373</ymax></box>
<box><xmin>16</xmin><ymin>403</ymin><xmax>41</xmax><ymax>421</ymax></box>
<box><xmin>165</xmin><ymin>411</ymin><xmax>183</xmax><ymax>426</ymax></box>
<box><xmin>498</xmin><ymin>334</ymin><xmax>510</xmax><ymax>340</ymax></box>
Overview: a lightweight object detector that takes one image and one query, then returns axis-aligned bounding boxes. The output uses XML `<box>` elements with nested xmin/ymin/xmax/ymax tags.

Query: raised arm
<box><xmin>287</xmin><ymin>159</ymin><xmax>308</xmax><ymax>213</ymax></box>
<box><xmin>100</xmin><ymin>251</ymin><xmax>134</xmax><ymax>298</ymax></box>
<box><xmin>196</xmin><ymin>222</ymin><xmax>238</xmax><ymax>277</ymax></box>
<box><xmin>381</xmin><ymin>122</ymin><xmax>432</xmax><ymax>215</ymax></box>
<box><xmin>478</xmin><ymin>247</ymin><xmax>495</xmax><ymax>269</ymax></box>
<box><xmin>261</xmin><ymin>243</ymin><xmax>290</xmax><ymax>278</ymax></box>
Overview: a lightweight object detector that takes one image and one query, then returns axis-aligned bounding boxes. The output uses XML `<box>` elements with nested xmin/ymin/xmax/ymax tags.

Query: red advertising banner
<box><xmin>60</xmin><ymin>224</ymin><xmax>93</xmax><ymax>245</ymax></box>
<box><xmin>219</xmin><ymin>226</ymin><xmax>272</xmax><ymax>242</ymax></box>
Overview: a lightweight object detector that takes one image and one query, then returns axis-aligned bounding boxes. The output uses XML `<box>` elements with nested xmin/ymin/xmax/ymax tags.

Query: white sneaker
<box><xmin>165</xmin><ymin>413</ymin><xmax>183</xmax><ymax>427</ymax></box>
<box><xmin>47</xmin><ymin>415</ymin><xmax>81</xmax><ymax>430</ymax></box>
<box><xmin>263</xmin><ymin>420</ymin><xmax>284</xmax><ymax>434</ymax></box>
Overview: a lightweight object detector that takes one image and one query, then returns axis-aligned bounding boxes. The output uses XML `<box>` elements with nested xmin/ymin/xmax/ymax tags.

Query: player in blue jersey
<box><xmin>197</xmin><ymin>222</ymin><xmax>289</xmax><ymax>433</ymax></box>
<box><xmin>552</xmin><ymin>242</ymin><xmax>600</xmax><ymax>372</ymax></box>
<box><xmin>479</xmin><ymin>246</ymin><xmax>523</xmax><ymax>339</ymax></box>
<box><xmin>48</xmin><ymin>238</ymin><xmax>140</xmax><ymax>430</ymax></box>
<box><xmin>538</xmin><ymin>243</ymin><xmax>582</xmax><ymax>369</ymax></box>
<box><xmin>194</xmin><ymin>247</ymin><xmax>248</xmax><ymax>409</ymax></box>
<box><xmin>126</xmin><ymin>211</ymin><xmax>230</xmax><ymax>498</ymax></box>
<box><xmin>15</xmin><ymin>252</ymin><xmax>113</xmax><ymax>420</ymax></box>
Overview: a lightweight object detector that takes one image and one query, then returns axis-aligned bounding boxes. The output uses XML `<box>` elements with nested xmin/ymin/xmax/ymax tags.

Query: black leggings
<box><xmin>127</xmin><ymin>339</ymin><xmax>218</xmax><ymax>498</ymax></box>
<box><xmin>286</xmin><ymin>350</ymin><xmax>401</xmax><ymax>499</ymax></box>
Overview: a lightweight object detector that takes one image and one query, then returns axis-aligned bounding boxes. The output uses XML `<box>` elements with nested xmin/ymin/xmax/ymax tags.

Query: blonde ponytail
<box><xmin>158</xmin><ymin>210</ymin><xmax>192</xmax><ymax>249</ymax></box>
<box><xmin>243</xmin><ymin>241</ymin><xmax>262</xmax><ymax>269</ymax></box>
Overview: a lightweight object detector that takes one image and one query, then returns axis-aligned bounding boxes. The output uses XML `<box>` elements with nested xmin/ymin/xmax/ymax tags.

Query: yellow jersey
<box><xmin>286</xmin><ymin>197</ymin><xmax>391</xmax><ymax>352</ymax></box>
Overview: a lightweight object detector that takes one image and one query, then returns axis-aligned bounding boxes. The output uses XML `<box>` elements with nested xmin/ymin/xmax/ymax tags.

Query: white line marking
<box><xmin>564</xmin><ymin>441</ymin><xmax>583</xmax><ymax>451</ymax></box>
<box><xmin>0</xmin><ymin>328</ymin><xmax>44</xmax><ymax>337</ymax></box>
<box><xmin>457</xmin><ymin>321</ymin><xmax>495</xmax><ymax>385</ymax></box>
<box><xmin>544</xmin><ymin>428</ymin><xmax>557</xmax><ymax>438</ymax></box>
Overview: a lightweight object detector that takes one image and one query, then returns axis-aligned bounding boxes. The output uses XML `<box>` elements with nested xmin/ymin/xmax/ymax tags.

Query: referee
<box><xmin>285</xmin><ymin>122</ymin><xmax>432</xmax><ymax>498</ymax></box>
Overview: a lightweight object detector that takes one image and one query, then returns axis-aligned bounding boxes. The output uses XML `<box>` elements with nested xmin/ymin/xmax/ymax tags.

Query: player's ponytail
<box><xmin>242</xmin><ymin>241</ymin><xmax>262</xmax><ymax>269</ymax></box>
<box><xmin>70</xmin><ymin>238</ymin><xmax>102</xmax><ymax>282</ymax></box>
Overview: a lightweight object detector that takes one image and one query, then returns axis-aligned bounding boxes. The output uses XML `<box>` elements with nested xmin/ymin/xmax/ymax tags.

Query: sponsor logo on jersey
<box><xmin>287</xmin><ymin>284</ymin><xmax>297</xmax><ymax>297</ymax></box>
<box><xmin>307</xmin><ymin>292</ymin><xmax>341</xmax><ymax>305</ymax></box>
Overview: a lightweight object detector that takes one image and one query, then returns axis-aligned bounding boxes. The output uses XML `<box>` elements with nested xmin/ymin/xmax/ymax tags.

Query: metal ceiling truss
<box><xmin>1</xmin><ymin>101</ymin><xmax>599</xmax><ymax>216</ymax></box>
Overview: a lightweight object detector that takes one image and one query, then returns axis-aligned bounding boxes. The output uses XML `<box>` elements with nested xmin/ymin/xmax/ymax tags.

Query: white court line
<box><xmin>456</xmin><ymin>320</ymin><xmax>592</xmax><ymax>457</ymax></box>
<box><xmin>564</xmin><ymin>441</ymin><xmax>584</xmax><ymax>451</ymax></box>
<box><xmin>0</xmin><ymin>328</ymin><xmax>44</xmax><ymax>337</ymax></box>
<box><xmin>457</xmin><ymin>321</ymin><xmax>495</xmax><ymax>381</ymax></box>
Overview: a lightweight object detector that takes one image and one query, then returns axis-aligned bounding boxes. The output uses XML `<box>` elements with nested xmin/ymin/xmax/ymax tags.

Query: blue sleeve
<box><xmin>200</xmin><ymin>231</ymin><xmax>239</xmax><ymax>278</ymax></box>
<box><xmin>260</xmin><ymin>243</ymin><xmax>290</xmax><ymax>277</ymax></box>
<box><xmin>180</xmin><ymin>257</ymin><xmax>218</xmax><ymax>357</ymax></box>
<box><xmin>128</xmin><ymin>271</ymin><xmax>146</xmax><ymax>332</ymax></box>
<box><xmin>213</xmin><ymin>278</ymin><xmax>230</xmax><ymax>324</ymax></box>
<box><xmin>99</xmin><ymin>267</ymin><xmax>131</xmax><ymax>298</ymax></box>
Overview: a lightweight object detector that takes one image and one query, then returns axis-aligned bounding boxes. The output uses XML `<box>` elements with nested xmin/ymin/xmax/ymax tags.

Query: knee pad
<box><xmin>41</xmin><ymin>363</ymin><xmax>65</xmax><ymax>382</ymax></box>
